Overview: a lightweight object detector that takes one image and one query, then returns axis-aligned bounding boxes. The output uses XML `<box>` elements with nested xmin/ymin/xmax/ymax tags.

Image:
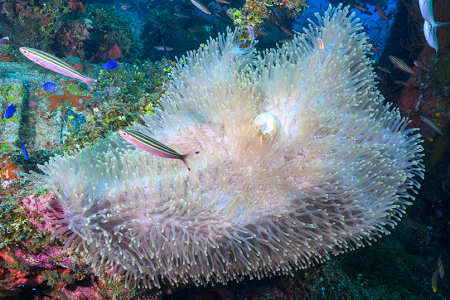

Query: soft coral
<box><xmin>67</xmin><ymin>0</ymin><xmax>85</xmax><ymax>17</ymax></box>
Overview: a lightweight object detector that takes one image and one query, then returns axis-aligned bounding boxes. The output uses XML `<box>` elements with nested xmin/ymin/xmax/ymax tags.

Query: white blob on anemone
<box><xmin>253</xmin><ymin>112</ymin><xmax>281</xmax><ymax>141</ymax></box>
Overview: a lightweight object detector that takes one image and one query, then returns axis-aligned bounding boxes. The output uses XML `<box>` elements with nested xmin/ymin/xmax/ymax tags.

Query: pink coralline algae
<box><xmin>98</xmin><ymin>44</ymin><xmax>122</xmax><ymax>62</ymax></box>
<box><xmin>108</xmin><ymin>44</ymin><xmax>122</xmax><ymax>60</ymax></box>
<box><xmin>57</xmin><ymin>20</ymin><xmax>92</xmax><ymax>59</ymax></box>
<box><xmin>0</xmin><ymin>251</ymin><xmax>45</xmax><ymax>297</ymax></box>
<box><xmin>22</xmin><ymin>193</ymin><xmax>60</xmax><ymax>233</ymax></box>
<box><xmin>58</xmin><ymin>276</ymin><xmax>110</xmax><ymax>300</ymax></box>
<box><xmin>0</xmin><ymin>256</ymin><xmax>10</xmax><ymax>280</ymax></box>
<box><xmin>28</xmin><ymin>99</ymin><xmax>38</xmax><ymax>110</ymax></box>
<box><xmin>18</xmin><ymin>194</ymin><xmax>85</xmax><ymax>269</ymax></box>
<box><xmin>14</xmin><ymin>245</ymin><xmax>75</xmax><ymax>269</ymax></box>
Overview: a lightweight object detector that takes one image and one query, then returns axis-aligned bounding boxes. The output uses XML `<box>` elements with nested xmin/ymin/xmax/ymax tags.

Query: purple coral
<box><xmin>28</xmin><ymin>99</ymin><xmax>38</xmax><ymax>110</ymax></box>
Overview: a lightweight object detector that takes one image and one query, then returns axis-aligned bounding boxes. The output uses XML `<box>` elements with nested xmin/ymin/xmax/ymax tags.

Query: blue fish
<box><xmin>21</xmin><ymin>141</ymin><xmax>28</xmax><ymax>160</ymax></box>
<box><xmin>4</xmin><ymin>104</ymin><xmax>15</xmax><ymax>119</ymax></box>
<box><xmin>103</xmin><ymin>61</ymin><xmax>121</xmax><ymax>69</ymax></box>
<box><xmin>20</xmin><ymin>284</ymin><xmax>51</xmax><ymax>297</ymax></box>
<box><xmin>42</xmin><ymin>81</ymin><xmax>56</xmax><ymax>92</ymax></box>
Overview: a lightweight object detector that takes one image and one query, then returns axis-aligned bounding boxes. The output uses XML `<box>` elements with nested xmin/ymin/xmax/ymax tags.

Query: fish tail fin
<box><xmin>84</xmin><ymin>77</ymin><xmax>98</xmax><ymax>90</ymax></box>
<box><xmin>436</xmin><ymin>22</ymin><xmax>450</xmax><ymax>27</ymax></box>
<box><xmin>181</xmin><ymin>151</ymin><xmax>200</xmax><ymax>171</ymax></box>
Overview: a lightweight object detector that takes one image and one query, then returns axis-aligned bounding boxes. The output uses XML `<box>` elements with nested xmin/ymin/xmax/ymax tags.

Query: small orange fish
<box><xmin>215</xmin><ymin>1</ymin><xmax>225</xmax><ymax>12</ymax></box>
<box><xmin>364</xmin><ymin>40</ymin><xmax>379</xmax><ymax>53</ymax></box>
<box><xmin>280</xmin><ymin>26</ymin><xmax>294</xmax><ymax>36</ymax></box>
<box><xmin>256</xmin><ymin>29</ymin><xmax>268</xmax><ymax>36</ymax></box>
<box><xmin>377</xmin><ymin>66</ymin><xmax>391</xmax><ymax>73</ymax></box>
<box><xmin>438</xmin><ymin>253</ymin><xmax>444</xmax><ymax>278</ymax></box>
<box><xmin>317</xmin><ymin>38</ymin><xmax>324</xmax><ymax>49</ymax></box>
<box><xmin>432</xmin><ymin>269</ymin><xmax>438</xmax><ymax>292</ymax></box>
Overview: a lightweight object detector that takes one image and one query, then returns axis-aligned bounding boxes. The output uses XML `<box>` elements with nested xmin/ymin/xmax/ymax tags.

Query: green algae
<box><xmin>66</xmin><ymin>83</ymin><xmax>88</xmax><ymax>96</ymax></box>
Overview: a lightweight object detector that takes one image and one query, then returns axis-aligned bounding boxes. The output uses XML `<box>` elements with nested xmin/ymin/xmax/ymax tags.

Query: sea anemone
<box><xmin>29</xmin><ymin>4</ymin><xmax>424</xmax><ymax>289</ymax></box>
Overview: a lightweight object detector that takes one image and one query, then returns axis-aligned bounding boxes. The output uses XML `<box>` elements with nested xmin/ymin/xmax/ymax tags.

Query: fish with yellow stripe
<box><xmin>118</xmin><ymin>129</ymin><xmax>199</xmax><ymax>171</ymax></box>
<box><xmin>19</xmin><ymin>47</ymin><xmax>98</xmax><ymax>90</ymax></box>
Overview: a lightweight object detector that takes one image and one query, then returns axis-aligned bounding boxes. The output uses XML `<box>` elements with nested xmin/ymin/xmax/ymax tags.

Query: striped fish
<box><xmin>118</xmin><ymin>129</ymin><xmax>199</xmax><ymax>171</ymax></box>
<box><xmin>389</xmin><ymin>56</ymin><xmax>416</xmax><ymax>75</ymax></box>
<box><xmin>190</xmin><ymin>0</ymin><xmax>211</xmax><ymax>14</ymax></box>
<box><xmin>216</xmin><ymin>1</ymin><xmax>225</xmax><ymax>12</ymax></box>
<box><xmin>377</xmin><ymin>66</ymin><xmax>391</xmax><ymax>74</ymax></box>
<box><xmin>414</xmin><ymin>60</ymin><xmax>431</xmax><ymax>72</ymax></box>
<box><xmin>376</xmin><ymin>3</ymin><xmax>389</xmax><ymax>20</ymax></box>
<box><xmin>347</xmin><ymin>0</ymin><xmax>368</xmax><ymax>11</ymax></box>
<box><xmin>419</xmin><ymin>115</ymin><xmax>444</xmax><ymax>135</ymax></box>
<box><xmin>19</xmin><ymin>47</ymin><xmax>98</xmax><ymax>90</ymax></box>
<box><xmin>280</xmin><ymin>26</ymin><xmax>294</xmax><ymax>36</ymax></box>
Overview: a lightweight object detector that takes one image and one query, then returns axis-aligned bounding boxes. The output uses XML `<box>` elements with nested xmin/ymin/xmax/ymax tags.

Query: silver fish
<box><xmin>419</xmin><ymin>0</ymin><xmax>449</xmax><ymax>27</ymax></box>
<box><xmin>424</xmin><ymin>21</ymin><xmax>439</xmax><ymax>58</ymax></box>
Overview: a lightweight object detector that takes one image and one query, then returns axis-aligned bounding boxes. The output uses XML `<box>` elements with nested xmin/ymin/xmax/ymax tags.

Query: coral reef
<box><xmin>397</xmin><ymin>48</ymin><xmax>450</xmax><ymax>138</ymax></box>
<box><xmin>227</xmin><ymin>0</ymin><xmax>307</xmax><ymax>40</ymax></box>
<box><xmin>85</xmin><ymin>3</ymin><xmax>134</xmax><ymax>60</ymax></box>
<box><xmin>67</xmin><ymin>0</ymin><xmax>85</xmax><ymax>17</ymax></box>
<box><xmin>61</xmin><ymin>59</ymin><xmax>167</xmax><ymax>153</ymax></box>
<box><xmin>0</xmin><ymin>0</ymin><xmax>67</xmax><ymax>52</ymax></box>
<box><xmin>56</xmin><ymin>18</ymin><xmax>93</xmax><ymax>59</ymax></box>
<box><xmin>28</xmin><ymin>5</ymin><xmax>424</xmax><ymax>290</ymax></box>
<box><xmin>0</xmin><ymin>0</ymin><xmax>133</xmax><ymax>60</ymax></box>
<box><xmin>0</xmin><ymin>192</ymin><xmax>139</xmax><ymax>299</ymax></box>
